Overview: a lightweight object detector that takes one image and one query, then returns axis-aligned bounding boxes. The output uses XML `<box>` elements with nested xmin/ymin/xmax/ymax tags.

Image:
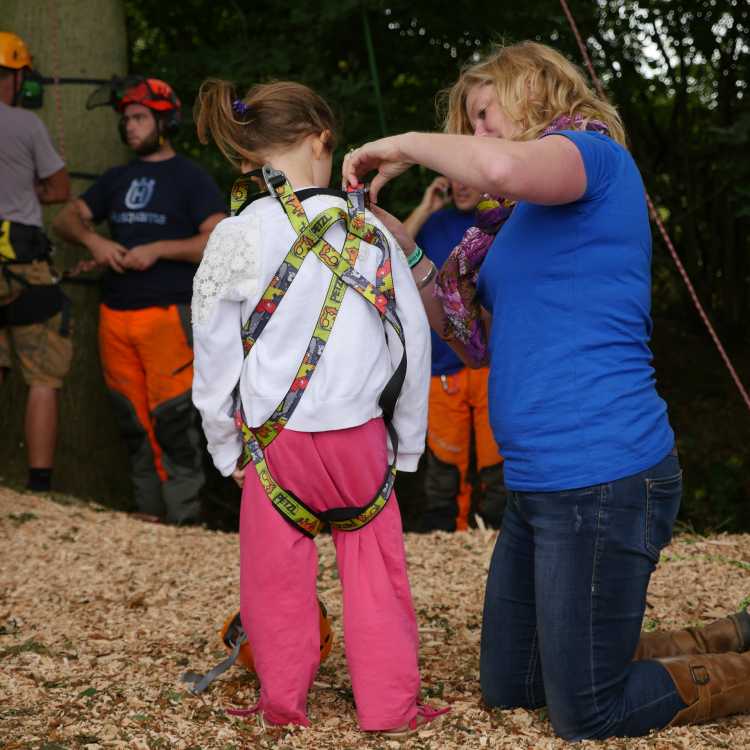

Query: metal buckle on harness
<box><xmin>346</xmin><ymin>181</ymin><xmax>370</xmax><ymax>208</ymax></box>
<box><xmin>261</xmin><ymin>165</ymin><xmax>287</xmax><ymax>194</ymax></box>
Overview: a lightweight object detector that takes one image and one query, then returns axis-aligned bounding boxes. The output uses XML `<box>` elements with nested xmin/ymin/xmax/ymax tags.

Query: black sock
<box><xmin>27</xmin><ymin>467</ymin><xmax>53</xmax><ymax>492</ymax></box>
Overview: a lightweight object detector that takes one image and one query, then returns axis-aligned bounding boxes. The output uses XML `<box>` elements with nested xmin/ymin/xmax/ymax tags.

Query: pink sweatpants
<box><xmin>239</xmin><ymin>418</ymin><xmax>421</xmax><ymax>730</ymax></box>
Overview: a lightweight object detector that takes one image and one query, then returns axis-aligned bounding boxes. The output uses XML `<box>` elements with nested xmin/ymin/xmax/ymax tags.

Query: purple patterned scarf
<box><xmin>433</xmin><ymin>115</ymin><xmax>609</xmax><ymax>365</ymax></box>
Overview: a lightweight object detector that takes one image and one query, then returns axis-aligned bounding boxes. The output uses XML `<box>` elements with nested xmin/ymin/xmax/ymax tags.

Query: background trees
<box><xmin>121</xmin><ymin>0</ymin><xmax>750</xmax><ymax>531</ymax></box>
<box><xmin>123</xmin><ymin>0</ymin><xmax>749</xmax><ymax>331</ymax></box>
<box><xmin>2</xmin><ymin>0</ymin><xmax>748</xmax><ymax>530</ymax></box>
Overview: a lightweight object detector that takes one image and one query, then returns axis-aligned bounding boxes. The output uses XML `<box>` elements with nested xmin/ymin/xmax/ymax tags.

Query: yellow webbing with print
<box><xmin>232</xmin><ymin>165</ymin><xmax>405</xmax><ymax>538</ymax></box>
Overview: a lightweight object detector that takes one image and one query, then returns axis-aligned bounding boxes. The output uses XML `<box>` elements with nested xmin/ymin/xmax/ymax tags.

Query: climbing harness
<box><xmin>232</xmin><ymin>165</ymin><xmax>407</xmax><ymax>538</ymax></box>
<box><xmin>0</xmin><ymin>221</ymin><xmax>71</xmax><ymax>334</ymax></box>
<box><xmin>0</xmin><ymin>221</ymin><xmax>52</xmax><ymax>264</ymax></box>
<box><xmin>181</xmin><ymin>599</ymin><xmax>334</xmax><ymax>695</ymax></box>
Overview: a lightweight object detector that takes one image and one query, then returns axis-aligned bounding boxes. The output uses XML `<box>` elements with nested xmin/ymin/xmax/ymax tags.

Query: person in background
<box><xmin>53</xmin><ymin>77</ymin><xmax>225</xmax><ymax>525</ymax></box>
<box><xmin>0</xmin><ymin>30</ymin><xmax>71</xmax><ymax>493</ymax></box>
<box><xmin>402</xmin><ymin>176</ymin><xmax>505</xmax><ymax>531</ymax></box>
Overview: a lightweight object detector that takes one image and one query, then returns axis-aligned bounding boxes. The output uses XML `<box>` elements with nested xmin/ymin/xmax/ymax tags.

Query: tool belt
<box><xmin>231</xmin><ymin>165</ymin><xmax>407</xmax><ymax>538</ymax></box>
<box><xmin>0</xmin><ymin>220</ymin><xmax>53</xmax><ymax>264</ymax></box>
<box><xmin>0</xmin><ymin>220</ymin><xmax>70</xmax><ymax>333</ymax></box>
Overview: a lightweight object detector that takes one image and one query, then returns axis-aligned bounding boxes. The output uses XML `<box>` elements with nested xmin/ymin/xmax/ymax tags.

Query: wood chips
<box><xmin>2</xmin><ymin>487</ymin><xmax>749</xmax><ymax>749</ymax></box>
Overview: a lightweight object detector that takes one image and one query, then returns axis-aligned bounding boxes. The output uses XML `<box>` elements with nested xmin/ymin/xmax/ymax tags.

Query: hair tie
<box><xmin>232</xmin><ymin>99</ymin><xmax>252</xmax><ymax>117</ymax></box>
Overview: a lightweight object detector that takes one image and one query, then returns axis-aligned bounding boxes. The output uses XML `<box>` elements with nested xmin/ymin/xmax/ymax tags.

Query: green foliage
<box><xmin>681</xmin><ymin>451</ymin><xmax>747</xmax><ymax>532</ymax></box>
<box><xmin>120</xmin><ymin>0</ymin><xmax>749</xmax><ymax>530</ymax></box>
<box><xmin>122</xmin><ymin>1</ymin><xmax>749</xmax><ymax>301</ymax></box>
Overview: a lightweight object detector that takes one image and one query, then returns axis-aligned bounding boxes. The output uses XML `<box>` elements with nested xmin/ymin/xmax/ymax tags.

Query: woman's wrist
<box><xmin>395</xmin><ymin>132</ymin><xmax>415</xmax><ymax>162</ymax></box>
<box><xmin>416</xmin><ymin>260</ymin><xmax>437</xmax><ymax>290</ymax></box>
<box><xmin>401</xmin><ymin>131</ymin><xmax>434</xmax><ymax>171</ymax></box>
<box><xmin>407</xmin><ymin>244</ymin><xmax>424</xmax><ymax>268</ymax></box>
<box><xmin>414</xmin><ymin>199</ymin><xmax>433</xmax><ymax>221</ymax></box>
<box><xmin>411</xmin><ymin>255</ymin><xmax>437</xmax><ymax>290</ymax></box>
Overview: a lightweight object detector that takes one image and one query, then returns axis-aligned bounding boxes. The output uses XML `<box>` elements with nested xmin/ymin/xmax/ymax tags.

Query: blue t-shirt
<box><xmin>476</xmin><ymin>130</ymin><xmax>674</xmax><ymax>491</ymax></box>
<box><xmin>417</xmin><ymin>207</ymin><xmax>475</xmax><ymax>377</ymax></box>
<box><xmin>82</xmin><ymin>154</ymin><xmax>225</xmax><ymax>310</ymax></box>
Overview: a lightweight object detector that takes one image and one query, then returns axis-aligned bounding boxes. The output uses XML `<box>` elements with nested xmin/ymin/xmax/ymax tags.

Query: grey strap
<box><xmin>180</xmin><ymin>631</ymin><xmax>247</xmax><ymax>695</ymax></box>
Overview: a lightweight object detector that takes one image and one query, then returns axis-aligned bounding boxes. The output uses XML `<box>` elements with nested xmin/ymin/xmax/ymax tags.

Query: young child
<box><xmin>191</xmin><ymin>78</ymin><xmax>444</xmax><ymax>734</ymax></box>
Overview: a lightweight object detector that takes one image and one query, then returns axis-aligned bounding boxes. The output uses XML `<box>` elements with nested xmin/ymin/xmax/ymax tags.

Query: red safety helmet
<box><xmin>220</xmin><ymin>600</ymin><xmax>334</xmax><ymax>673</ymax></box>
<box><xmin>115</xmin><ymin>77</ymin><xmax>180</xmax><ymax>115</ymax></box>
<box><xmin>86</xmin><ymin>76</ymin><xmax>182</xmax><ymax>139</ymax></box>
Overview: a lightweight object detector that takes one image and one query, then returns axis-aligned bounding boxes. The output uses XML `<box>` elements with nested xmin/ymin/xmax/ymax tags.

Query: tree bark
<box><xmin>1</xmin><ymin>0</ymin><xmax>131</xmax><ymax>506</ymax></box>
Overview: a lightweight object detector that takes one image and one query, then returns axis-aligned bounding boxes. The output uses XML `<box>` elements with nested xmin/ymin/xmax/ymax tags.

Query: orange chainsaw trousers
<box><xmin>425</xmin><ymin>367</ymin><xmax>505</xmax><ymax>531</ymax></box>
<box><xmin>98</xmin><ymin>303</ymin><xmax>204</xmax><ymax>523</ymax></box>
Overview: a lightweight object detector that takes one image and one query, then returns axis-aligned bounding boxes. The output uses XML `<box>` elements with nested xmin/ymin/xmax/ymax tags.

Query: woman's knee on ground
<box><xmin>547</xmin><ymin>700</ymin><xmax>615</xmax><ymax>742</ymax></box>
<box><xmin>480</xmin><ymin>667</ymin><xmax>545</xmax><ymax>711</ymax></box>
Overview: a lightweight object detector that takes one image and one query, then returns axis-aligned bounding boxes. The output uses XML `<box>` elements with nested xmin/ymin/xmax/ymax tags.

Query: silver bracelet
<box><xmin>415</xmin><ymin>260</ymin><xmax>437</xmax><ymax>290</ymax></box>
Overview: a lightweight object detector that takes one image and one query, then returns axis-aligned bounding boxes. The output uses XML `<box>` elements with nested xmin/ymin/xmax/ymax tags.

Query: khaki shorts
<box><xmin>0</xmin><ymin>261</ymin><xmax>73</xmax><ymax>388</ymax></box>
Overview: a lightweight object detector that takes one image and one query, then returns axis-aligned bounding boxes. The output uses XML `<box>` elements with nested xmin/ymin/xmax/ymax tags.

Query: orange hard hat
<box><xmin>116</xmin><ymin>77</ymin><xmax>180</xmax><ymax>114</ymax></box>
<box><xmin>220</xmin><ymin>600</ymin><xmax>334</xmax><ymax>672</ymax></box>
<box><xmin>0</xmin><ymin>31</ymin><xmax>32</xmax><ymax>70</ymax></box>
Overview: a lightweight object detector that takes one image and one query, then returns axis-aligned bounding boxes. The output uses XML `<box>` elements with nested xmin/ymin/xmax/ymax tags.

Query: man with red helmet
<box><xmin>53</xmin><ymin>76</ymin><xmax>225</xmax><ymax>524</ymax></box>
<box><xmin>0</xmin><ymin>30</ymin><xmax>72</xmax><ymax>493</ymax></box>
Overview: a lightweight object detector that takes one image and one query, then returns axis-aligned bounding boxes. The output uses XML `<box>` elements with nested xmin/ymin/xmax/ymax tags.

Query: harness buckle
<box><xmin>261</xmin><ymin>165</ymin><xmax>287</xmax><ymax>194</ymax></box>
<box><xmin>346</xmin><ymin>182</ymin><xmax>370</xmax><ymax>208</ymax></box>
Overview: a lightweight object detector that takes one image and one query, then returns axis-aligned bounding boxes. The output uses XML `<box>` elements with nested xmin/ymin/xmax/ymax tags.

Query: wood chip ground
<box><xmin>2</xmin><ymin>488</ymin><xmax>749</xmax><ymax>749</ymax></box>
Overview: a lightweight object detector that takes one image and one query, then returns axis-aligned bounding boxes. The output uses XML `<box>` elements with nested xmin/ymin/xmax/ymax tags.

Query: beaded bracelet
<box><xmin>407</xmin><ymin>244</ymin><xmax>424</xmax><ymax>268</ymax></box>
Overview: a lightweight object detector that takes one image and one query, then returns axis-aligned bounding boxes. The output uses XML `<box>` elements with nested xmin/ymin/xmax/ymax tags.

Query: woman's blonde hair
<box><xmin>194</xmin><ymin>79</ymin><xmax>337</xmax><ymax>169</ymax></box>
<box><xmin>441</xmin><ymin>41</ymin><xmax>626</xmax><ymax>145</ymax></box>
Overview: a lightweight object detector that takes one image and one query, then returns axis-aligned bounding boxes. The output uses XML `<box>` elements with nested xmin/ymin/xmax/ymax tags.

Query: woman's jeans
<box><xmin>480</xmin><ymin>450</ymin><xmax>687</xmax><ymax>740</ymax></box>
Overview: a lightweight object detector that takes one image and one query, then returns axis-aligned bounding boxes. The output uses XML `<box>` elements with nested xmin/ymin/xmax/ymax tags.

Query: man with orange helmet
<box><xmin>53</xmin><ymin>76</ymin><xmax>225</xmax><ymax>524</ymax></box>
<box><xmin>0</xmin><ymin>31</ymin><xmax>72</xmax><ymax>493</ymax></box>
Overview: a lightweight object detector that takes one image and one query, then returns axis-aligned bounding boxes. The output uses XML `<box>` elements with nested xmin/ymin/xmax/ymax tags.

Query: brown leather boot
<box><xmin>634</xmin><ymin>607</ymin><xmax>750</xmax><ymax>660</ymax></box>
<box><xmin>659</xmin><ymin>651</ymin><xmax>750</xmax><ymax>725</ymax></box>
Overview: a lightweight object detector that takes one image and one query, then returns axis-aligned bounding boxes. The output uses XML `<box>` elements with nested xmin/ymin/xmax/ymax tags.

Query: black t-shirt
<box><xmin>81</xmin><ymin>154</ymin><xmax>225</xmax><ymax>309</ymax></box>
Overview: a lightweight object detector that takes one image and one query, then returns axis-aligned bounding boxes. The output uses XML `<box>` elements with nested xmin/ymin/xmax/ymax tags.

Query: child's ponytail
<box><xmin>194</xmin><ymin>78</ymin><xmax>256</xmax><ymax>167</ymax></box>
<box><xmin>194</xmin><ymin>78</ymin><xmax>338</xmax><ymax>170</ymax></box>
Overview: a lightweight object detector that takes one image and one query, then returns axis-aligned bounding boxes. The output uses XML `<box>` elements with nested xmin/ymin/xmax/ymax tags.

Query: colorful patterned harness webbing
<box><xmin>231</xmin><ymin>166</ymin><xmax>406</xmax><ymax>538</ymax></box>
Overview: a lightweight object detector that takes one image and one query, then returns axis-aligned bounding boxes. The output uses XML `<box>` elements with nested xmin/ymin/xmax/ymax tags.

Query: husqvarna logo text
<box><xmin>124</xmin><ymin>178</ymin><xmax>156</xmax><ymax>210</ymax></box>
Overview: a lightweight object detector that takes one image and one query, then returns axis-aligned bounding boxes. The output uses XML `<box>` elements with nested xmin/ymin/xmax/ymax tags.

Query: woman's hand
<box><xmin>342</xmin><ymin>135</ymin><xmax>413</xmax><ymax>204</ymax></box>
<box><xmin>420</xmin><ymin>176</ymin><xmax>450</xmax><ymax>215</ymax></box>
<box><xmin>369</xmin><ymin>205</ymin><xmax>416</xmax><ymax>254</ymax></box>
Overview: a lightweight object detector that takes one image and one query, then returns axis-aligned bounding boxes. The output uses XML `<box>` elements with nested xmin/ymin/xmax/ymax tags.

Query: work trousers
<box><xmin>425</xmin><ymin>367</ymin><xmax>505</xmax><ymax>530</ymax></box>
<box><xmin>239</xmin><ymin>418</ymin><xmax>421</xmax><ymax>730</ymax></box>
<box><xmin>99</xmin><ymin>303</ymin><xmax>204</xmax><ymax>523</ymax></box>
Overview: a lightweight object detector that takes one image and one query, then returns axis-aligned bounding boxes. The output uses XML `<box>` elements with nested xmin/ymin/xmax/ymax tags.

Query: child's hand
<box><xmin>232</xmin><ymin>467</ymin><xmax>245</xmax><ymax>488</ymax></box>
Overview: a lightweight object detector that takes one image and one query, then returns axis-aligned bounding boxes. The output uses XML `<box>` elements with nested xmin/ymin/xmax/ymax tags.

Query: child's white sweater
<box><xmin>191</xmin><ymin>190</ymin><xmax>431</xmax><ymax>477</ymax></box>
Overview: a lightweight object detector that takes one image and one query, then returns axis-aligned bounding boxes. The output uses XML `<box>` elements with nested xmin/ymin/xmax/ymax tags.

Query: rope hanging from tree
<box><xmin>558</xmin><ymin>0</ymin><xmax>750</xmax><ymax>416</ymax></box>
<box><xmin>48</xmin><ymin>0</ymin><xmax>65</xmax><ymax>161</ymax></box>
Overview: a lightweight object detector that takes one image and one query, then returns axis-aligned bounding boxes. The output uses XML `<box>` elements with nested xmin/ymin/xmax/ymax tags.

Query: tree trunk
<box><xmin>1</xmin><ymin>0</ymin><xmax>131</xmax><ymax>507</ymax></box>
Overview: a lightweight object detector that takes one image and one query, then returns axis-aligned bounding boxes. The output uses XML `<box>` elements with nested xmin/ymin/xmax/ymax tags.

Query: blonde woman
<box><xmin>343</xmin><ymin>41</ymin><xmax>750</xmax><ymax>740</ymax></box>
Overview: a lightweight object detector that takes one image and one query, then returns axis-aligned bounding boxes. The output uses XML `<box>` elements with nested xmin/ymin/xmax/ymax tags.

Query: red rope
<box><xmin>558</xmin><ymin>0</ymin><xmax>750</xmax><ymax>414</ymax></box>
<box><xmin>49</xmin><ymin>0</ymin><xmax>66</xmax><ymax>160</ymax></box>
